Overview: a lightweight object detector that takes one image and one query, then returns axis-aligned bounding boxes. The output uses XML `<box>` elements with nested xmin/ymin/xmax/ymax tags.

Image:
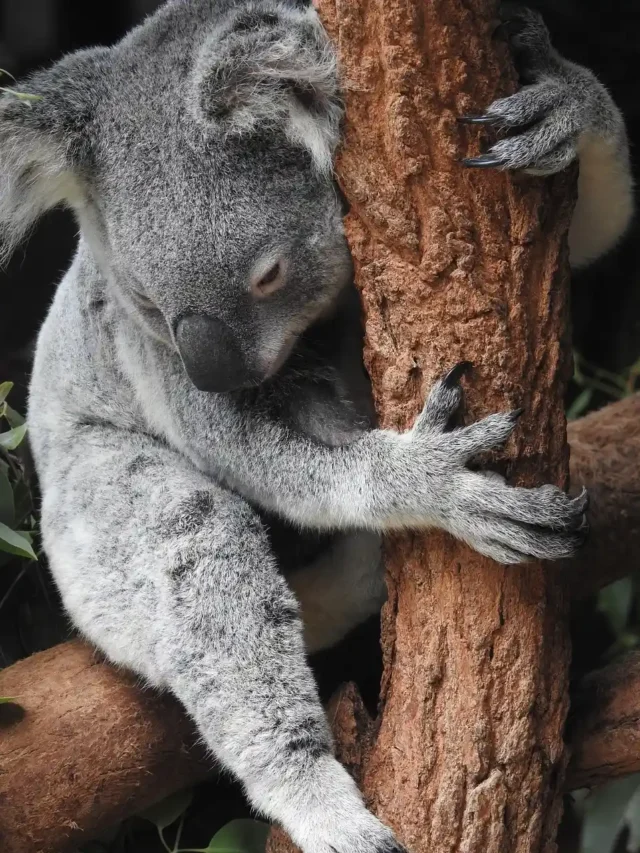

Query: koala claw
<box><xmin>458</xmin><ymin>3</ymin><xmax>618</xmax><ymax>177</ymax></box>
<box><xmin>461</xmin><ymin>154</ymin><xmax>508</xmax><ymax>168</ymax></box>
<box><xmin>442</xmin><ymin>360</ymin><xmax>473</xmax><ymax>388</ymax></box>
<box><xmin>457</xmin><ymin>114</ymin><xmax>498</xmax><ymax>126</ymax></box>
<box><xmin>408</xmin><ymin>366</ymin><xmax>589</xmax><ymax>565</ymax></box>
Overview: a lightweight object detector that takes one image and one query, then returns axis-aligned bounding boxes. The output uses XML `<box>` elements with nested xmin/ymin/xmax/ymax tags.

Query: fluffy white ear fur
<box><xmin>0</xmin><ymin>48</ymin><xmax>109</xmax><ymax>264</ymax></box>
<box><xmin>0</xmin><ymin>106</ymin><xmax>84</xmax><ymax>263</ymax></box>
<box><xmin>191</xmin><ymin>1</ymin><xmax>343</xmax><ymax>173</ymax></box>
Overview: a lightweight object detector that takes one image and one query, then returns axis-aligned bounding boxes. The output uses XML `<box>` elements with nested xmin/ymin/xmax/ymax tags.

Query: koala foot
<box><xmin>458</xmin><ymin>2</ymin><xmax>620</xmax><ymax>175</ymax></box>
<box><xmin>407</xmin><ymin>363</ymin><xmax>589</xmax><ymax>564</ymax></box>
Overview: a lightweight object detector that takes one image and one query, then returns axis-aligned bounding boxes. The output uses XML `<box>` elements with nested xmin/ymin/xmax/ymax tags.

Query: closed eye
<box><xmin>251</xmin><ymin>259</ymin><xmax>286</xmax><ymax>299</ymax></box>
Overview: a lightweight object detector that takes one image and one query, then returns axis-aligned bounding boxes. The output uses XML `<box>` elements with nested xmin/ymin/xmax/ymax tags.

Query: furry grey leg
<box><xmin>40</xmin><ymin>431</ymin><xmax>403</xmax><ymax>853</ymax></box>
<box><xmin>286</xmin><ymin>531</ymin><xmax>385</xmax><ymax>653</ymax></box>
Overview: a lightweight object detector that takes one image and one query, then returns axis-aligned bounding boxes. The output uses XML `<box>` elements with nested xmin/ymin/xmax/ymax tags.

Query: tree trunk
<box><xmin>298</xmin><ymin>1</ymin><xmax>577</xmax><ymax>852</ymax></box>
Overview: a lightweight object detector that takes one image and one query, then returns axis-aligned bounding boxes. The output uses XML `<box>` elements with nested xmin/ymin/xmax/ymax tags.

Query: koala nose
<box><xmin>176</xmin><ymin>314</ymin><xmax>248</xmax><ymax>393</ymax></box>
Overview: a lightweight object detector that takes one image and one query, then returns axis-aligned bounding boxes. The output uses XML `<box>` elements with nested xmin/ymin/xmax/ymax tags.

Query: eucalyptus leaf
<box><xmin>581</xmin><ymin>773</ymin><xmax>640</xmax><ymax>853</ymax></box>
<box><xmin>204</xmin><ymin>819</ymin><xmax>270</xmax><ymax>853</ymax></box>
<box><xmin>0</xmin><ymin>522</ymin><xmax>37</xmax><ymax>560</ymax></box>
<box><xmin>0</xmin><ymin>382</ymin><xmax>13</xmax><ymax>404</ymax></box>
<box><xmin>12</xmin><ymin>480</ymin><xmax>32</xmax><ymax>527</ymax></box>
<box><xmin>4</xmin><ymin>404</ymin><xmax>25</xmax><ymax>428</ymax></box>
<box><xmin>0</xmin><ymin>424</ymin><xmax>27</xmax><ymax>452</ymax></box>
<box><xmin>0</xmin><ymin>697</ymin><xmax>15</xmax><ymax>704</ymax></box>
<box><xmin>0</xmin><ymin>471</ymin><xmax>14</xmax><ymax>527</ymax></box>
<box><xmin>622</xmin><ymin>780</ymin><xmax>640</xmax><ymax>853</ymax></box>
<box><xmin>598</xmin><ymin>577</ymin><xmax>634</xmax><ymax>638</ymax></box>
<box><xmin>567</xmin><ymin>388</ymin><xmax>593</xmax><ymax>421</ymax></box>
<box><xmin>137</xmin><ymin>786</ymin><xmax>194</xmax><ymax>831</ymax></box>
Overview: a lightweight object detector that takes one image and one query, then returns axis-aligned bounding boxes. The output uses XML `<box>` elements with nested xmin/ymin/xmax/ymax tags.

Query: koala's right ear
<box><xmin>191</xmin><ymin>1</ymin><xmax>343</xmax><ymax>174</ymax></box>
<box><xmin>0</xmin><ymin>46</ymin><xmax>111</xmax><ymax>262</ymax></box>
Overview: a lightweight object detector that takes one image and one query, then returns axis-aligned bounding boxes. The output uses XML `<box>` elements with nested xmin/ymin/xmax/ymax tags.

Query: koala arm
<box><xmin>169</xmin><ymin>364</ymin><xmax>587</xmax><ymax>565</ymax></box>
<box><xmin>461</xmin><ymin>4</ymin><xmax>634</xmax><ymax>269</ymax></box>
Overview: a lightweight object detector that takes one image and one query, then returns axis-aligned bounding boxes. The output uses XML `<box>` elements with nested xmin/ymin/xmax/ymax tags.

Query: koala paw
<box><xmin>410</xmin><ymin>363</ymin><xmax>589</xmax><ymax>565</ymax></box>
<box><xmin>458</xmin><ymin>2</ymin><xmax>617</xmax><ymax>175</ymax></box>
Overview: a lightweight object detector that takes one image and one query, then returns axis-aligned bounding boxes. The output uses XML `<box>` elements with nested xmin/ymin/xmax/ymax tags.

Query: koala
<box><xmin>0</xmin><ymin>2</ymin><xmax>626</xmax><ymax>852</ymax></box>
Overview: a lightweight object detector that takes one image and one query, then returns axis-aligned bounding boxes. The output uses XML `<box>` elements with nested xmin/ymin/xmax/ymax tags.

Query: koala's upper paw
<box><xmin>459</xmin><ymin>3</ymin><xmax>615</xmax><ymax>176</ymax></box>
<box><xmin>408</xmin><ymin>364</ymin><xmax>589</xmax><ymax>565</ymax></box>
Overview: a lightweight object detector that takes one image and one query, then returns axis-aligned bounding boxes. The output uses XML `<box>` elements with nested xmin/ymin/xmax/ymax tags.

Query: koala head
<box><xmin>0</xmin><ymin>0</ymin><xmax>352</xmax><ymax>392</ymax></box>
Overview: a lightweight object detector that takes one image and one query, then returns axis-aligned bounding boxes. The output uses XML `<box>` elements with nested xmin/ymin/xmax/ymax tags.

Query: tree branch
<box><xmin>566</xmin><ymin>393</ymin><xmax>640</xmax><ymax>599</ymax></box>
<box><xmin>566</xmin><ymin>651</ymin><xmax>640</xmax><ymax>790</ymax></box>
<box><xmin>0</xmin><ymin>641</ymin><xmax>209</xmax><ymax>853</ymax></box>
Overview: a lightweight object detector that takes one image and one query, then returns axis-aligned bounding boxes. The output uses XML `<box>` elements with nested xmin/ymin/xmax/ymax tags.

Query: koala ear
<box><xmin>0</xmin><ymin>47</ymin><xmax>110</xmax><ymax>262</ymax></box>
<box><xmin>191</xmin><ymin>1</ymin><xmax>343</xmax><ymax>173</ymax></box>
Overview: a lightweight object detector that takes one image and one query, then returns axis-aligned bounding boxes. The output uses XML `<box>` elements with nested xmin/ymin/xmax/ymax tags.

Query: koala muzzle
<box><xmin>176</xmin><ymin>314</ymin><xmax>249</xmax><ymax>393</ymax></box>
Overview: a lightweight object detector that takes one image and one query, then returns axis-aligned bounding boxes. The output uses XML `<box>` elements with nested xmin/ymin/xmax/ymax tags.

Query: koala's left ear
<box><xmin>191</xmin><ymin>1</ymin><xmax>343</xmax><ymax>173</ymax></box>
<box><xmin>0</xmin><ymin>46</ymin><xmax>111</xmax><ymax>262</ymax></box>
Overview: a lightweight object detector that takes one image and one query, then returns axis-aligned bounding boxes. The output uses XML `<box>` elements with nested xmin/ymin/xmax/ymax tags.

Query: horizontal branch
<box><xmin>566</xmin><ymin>392</ymin><xmax>640</xmax><ymax>598</ymax></box>
<box><xmin>0</xmin><ymin>395</ymin><xmax>638</xmax><ymax>851</ymax></box>
<box><xmin>566</xmin><ymin>651</ymin><xmax>640</xmax><ymax>790</ymax></box>
<box><xmin>0</xmin><ymin>641</ymin><xmax>210</xmax><ymax>853</ymax></box>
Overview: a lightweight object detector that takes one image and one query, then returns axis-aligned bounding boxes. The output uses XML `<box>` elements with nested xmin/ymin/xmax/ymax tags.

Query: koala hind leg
<box><xmin>286</xmin><ymin>531</ymin><xmax>386</xmax><ymax>654</ymax></box>
<box><xmin>41</xmin><ymin>432</ymin><xmax>403</xmax><ymax>853</ymax></box>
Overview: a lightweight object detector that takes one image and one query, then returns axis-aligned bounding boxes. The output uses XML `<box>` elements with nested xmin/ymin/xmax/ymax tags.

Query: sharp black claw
<box><xmin>458</xmin><ymin>114</ymin><xmax>497</xmax><ymax>125</ymax></box>
<box><xmin>511</xmin><ymin>407</ymin><xmax>525</xmax><ymax>420</ymax></box>
<box><xmin>442</xmin><ymin>360</ymin><xmax>473</xmax><ymax>388</ymax></box>
<box><xmin>461</xmin><ymin>154</ymin><xmax>507</xmax><ymax>169</ymax></box>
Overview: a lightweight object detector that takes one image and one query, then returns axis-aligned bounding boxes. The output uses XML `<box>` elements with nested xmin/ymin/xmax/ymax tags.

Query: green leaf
<box><xmin>0</xmin><ymin>522</ymin><xmax>37</xmax><ymax>560</ymax></box>
<box><xmin>0</xmin><ymin>87</ymin><xmax>42</xmax><ymax>103</ymax></box>
<box><xmin>0</xmin><ymin>424</ymin><xmax>27</xmax><ymax>451</ymax></box>
<box><xmin>12</xmin><ymin>480</ymin><xmax>32</xmax><ymax>527</ymax></box>
<box><xmin>204</xmin><ymin>819</ymin><xmax>270</xmax><ymax>853</ymax></box>
<box><xmin>598</xmin><ymin>577</ymin><xmax>633</xmax><ymax>638</ymax></box>
<box><xmin>4</xmin><ymin>404</ymin><xmax>25</xmax><ymax>428</ymax></box>
<box><xmin>0</xmin><ymin>697</ymin><xmax>15</xmax><ymax>704</ymax></box>
<box><xmin>580</xmin><ymin>773</ymin><xmax>640</xmax><ymax>853</ymax></box>
<box><xmin>0</xmin><ymin>382</ymin><xmax>13</xmax><ymax>404</ymax></box>
<box><xmin>0</xmin><ymin>471</ymin><xmax>14</xmax><ymax>527</ymax></box>
<box><xmin>567</xmin><ymin>388</ymin><xmax>593</xmax><ymax>421</ymax></box>
<box><xmin>137</xmin><ymin>787</ymin><xmax>194</xmax><ymax>831</ymax></box>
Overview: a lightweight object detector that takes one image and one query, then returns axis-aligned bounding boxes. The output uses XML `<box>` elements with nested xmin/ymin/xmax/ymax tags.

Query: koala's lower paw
<box><xmin>408</xmin><ymin>363</ymin><xmax>588</xmax><ymax>565</ymax></box>
<box><xmin>459</xmin><ymin>3</ymin><xmax>618</xmax><ymax>175</ymax></box>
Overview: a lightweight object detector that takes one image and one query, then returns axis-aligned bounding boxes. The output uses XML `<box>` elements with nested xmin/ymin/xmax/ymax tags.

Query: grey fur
<box><xmin>0</xmin><ymin>1</ymin><xmax>625</xmax><ymax>850</ymax></box>
<box><xmin>462</xmin><ymin>2</ymin><xmax>634</xmax><ymax>267</ymax></box>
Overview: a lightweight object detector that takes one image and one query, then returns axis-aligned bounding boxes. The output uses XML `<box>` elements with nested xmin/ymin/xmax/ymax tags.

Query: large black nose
<box><xmin>176</xmin><ymin>314</ymin><xmax>248</xmax><ymax>393</ymax></box>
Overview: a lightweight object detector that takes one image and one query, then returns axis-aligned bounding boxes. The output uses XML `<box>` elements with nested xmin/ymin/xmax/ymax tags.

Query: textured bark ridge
<box><xmin>314</xmin><ymin>1</ymin><xmax>577</xmax><ymax>852</ymax></box>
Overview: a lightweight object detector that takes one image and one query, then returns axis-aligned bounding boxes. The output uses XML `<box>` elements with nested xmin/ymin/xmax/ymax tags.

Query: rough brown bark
<box><xmin>566</xmin><ymin>651</ymin><xmax>640</xmax><ymax>790</ymax></box>
<box><xmin>566</xmin><ymin>393</ymin><xmax>640</xmax><ymax>599</ymax></box>
<box><xmin>305</xmin><ymin>1</ymin><xmax>576</xmax><ymax>852</ymax></box>
<box><xmin>0</xmin><ymin>640</ymin><xmax>210</xmax><ymax>853</ymax></box>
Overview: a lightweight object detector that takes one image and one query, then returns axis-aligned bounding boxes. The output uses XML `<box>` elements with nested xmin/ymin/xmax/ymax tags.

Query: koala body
<box><xmin>0</xmin><ymin>2</ymin><xmax>629</xmax><ymax>852</ymax></box>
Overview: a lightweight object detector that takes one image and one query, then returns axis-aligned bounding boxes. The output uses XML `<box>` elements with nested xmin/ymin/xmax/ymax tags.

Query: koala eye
<box><xmin>251</xmin><ymin>259</ymin><xmax>286</xmax><ymax>299</ymax></box>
